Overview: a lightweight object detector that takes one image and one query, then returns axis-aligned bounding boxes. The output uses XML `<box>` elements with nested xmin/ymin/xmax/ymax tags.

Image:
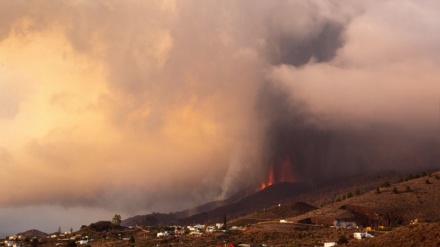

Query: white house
<box><xmin>206</xmin><ymin>226</ymin><xmax>216</xmax><ymax>232</ymax></box>
<box><xmin>194</xmin><ymin>224</ymin><xmax>205</xmax><ymax>230</ymax></box>
<box><xmin>157</xmin><ymin>231</ymin><xmax>169</xmax><ymax>237</ymax></box>
<box><xmin>77</xmin><ymin>240</ymin><xmax>89</xmax><ymax>245</ymax></box>
<box><xmin>324</xmin><ymin>242</ymin><xmax>337</xmax><ymax>247</ymax></box>
<box><xmin>353</xmin><ymin>232</ymin><xmax>373</xmax><ymax>240</ymax></box>
<box><xmin>5</xmin><ymin>241</ymin><xmax>15</xmax><ymax>247</ymax></box>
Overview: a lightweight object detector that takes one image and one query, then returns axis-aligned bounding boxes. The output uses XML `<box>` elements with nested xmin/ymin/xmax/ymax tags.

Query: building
<box><xmin>353</xmin><ymin>232</ymin><xmax>373</xmax><ymax>240</ymax></box>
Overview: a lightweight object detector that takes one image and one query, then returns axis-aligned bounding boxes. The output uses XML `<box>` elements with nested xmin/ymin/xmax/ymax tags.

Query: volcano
<box><xmin>123</xmin><ymin>182</ymin><xmax>311</xmax><ymax>227</ymax></box>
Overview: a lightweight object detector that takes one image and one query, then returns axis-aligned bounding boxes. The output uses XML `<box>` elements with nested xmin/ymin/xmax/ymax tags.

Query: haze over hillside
<box><xmin>1</xmin><ymin>0</ymin><xmax>440</xmax><ymax>235</ymax></box>
<box><xmin>7</xmin><ymin>170</ymin><xmax>440</xmax><ymax>246</ymax></box>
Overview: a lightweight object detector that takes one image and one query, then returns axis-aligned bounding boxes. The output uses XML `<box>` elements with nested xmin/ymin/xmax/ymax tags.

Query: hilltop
<box><xmin>16</xmin><ymin>229</ymin><xmax>48</xmax><ymax>238</ymax></box>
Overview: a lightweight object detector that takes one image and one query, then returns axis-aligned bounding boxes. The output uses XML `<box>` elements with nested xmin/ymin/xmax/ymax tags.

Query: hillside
<box><xmin>348</xmin><ymin>222</ymin><xmax>440</xmax><ymax>247</ymax></box>
<box><xmin>123</xmin><ymin>171</ymin><xmax>410</xmax><ymax>227</ymax></box>
<box><xmin>122</xmin><ymin>186</ymin><xmax>257</xmax><ymax>227</ymax></box>
<box><xmin>16</xmin><ymin>229</ymin><xmax>48</xmax><ymax>238</ymax></box>
<box><xmin>179</xmin><ymin>182</ymin><xmax>312</xmax><ymax>225</ymax></box>
<box><xmin>287</xmin><ymin>171</ymin><xmax>440</xmax><ymax>227</ymax></box>
<box><xmin>12</xmin><ymin>170</ymin><xmax>440</xmax><ymax>247</ymax></box>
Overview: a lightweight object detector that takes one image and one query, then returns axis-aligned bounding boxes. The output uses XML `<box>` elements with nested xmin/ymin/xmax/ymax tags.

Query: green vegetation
<box><xmin>112</xmin><ymin>214</ymin><xmax>122</xmax><ymax>225</ymax></box>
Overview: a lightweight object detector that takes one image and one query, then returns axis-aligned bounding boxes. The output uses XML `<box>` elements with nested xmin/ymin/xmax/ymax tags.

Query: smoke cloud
<box><xmin>0</xmin><ymin>0</ymin><xmax>440</xmax><ymax>234</ymax></box>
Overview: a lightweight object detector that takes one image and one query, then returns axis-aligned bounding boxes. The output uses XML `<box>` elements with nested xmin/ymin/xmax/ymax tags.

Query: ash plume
<box><xmin>256</xmin><ymin>80</ymin><xmax>440</xmax><ymax>185</ymax></box>
<box><xmin>1</xmin><ymin>0</ymin><xmax>440</xmax><ymax>234</ymax></box>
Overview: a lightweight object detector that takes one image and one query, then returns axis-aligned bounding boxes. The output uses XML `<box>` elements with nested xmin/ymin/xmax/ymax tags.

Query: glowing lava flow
<box><xmin>260</xmin><ymin>166</ymin><xmax>274</xmax><ymax>190</ymax></box>
<box><xmin>260</xmin><ymin>155</ymin><xmax>296</xmax><ymax>190</ymax></box>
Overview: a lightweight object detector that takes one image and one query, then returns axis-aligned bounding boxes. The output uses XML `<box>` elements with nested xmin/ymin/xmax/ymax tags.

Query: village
<box><xmin>0</xmin><ymin>216</ymin><xmax>385</xmax><ymax>247</ymax></box>
<box><xmin>2</xmin><ymin>171</ymin><xmax>440</xmax><ymax>247</ymax></box>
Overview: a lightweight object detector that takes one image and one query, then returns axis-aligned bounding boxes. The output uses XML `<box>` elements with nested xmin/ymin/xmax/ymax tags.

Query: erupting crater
<box><xmin>260</xmin><ymin>155</ymin><xmax>296</xmax><ymax>190</ymax></box>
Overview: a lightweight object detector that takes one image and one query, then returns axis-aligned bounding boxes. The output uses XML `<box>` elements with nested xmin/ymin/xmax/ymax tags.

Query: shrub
<box><xmin>375</xmin><ymin>187</ymin><xmax>381</xmax><ymax>194</ymax></box>
<box><xmin>337</xmin><ymin>235</ymin><xmax>349</xmax><ymax>244</ymax></box>
<box><xmin>425</xmin><ymin>179</ymin><xmax>431</xmax><ymax>184</ymax></box>
<box><xmin>405</xmin><ymin>185</ymin><xmax>411</xmax><ymax>192</ymax></box>
<box><xmin>347</xmin><ymin>192</ymin><xmax>353</xmax><ymax>198</ymax></box>
<box><xmin>354</xmin><ymin>188</ymin><xmax>361</xmax><ymax>196</ymax></box>
<box><xmin>392</xmin><ymin>187</ymin><xmax>398</xmax><ymax>194</ymax></box>
<box><xmin>381</xmin><ymin>181</ymin><xmax>391</xmax><ymax>188</ymax></box>
<box><xmin>435</xmin><ymin>174</ymin><xmax>439</xmax><ymax>180</ymax></box>
<box><xmin>336</xmin><ymin>197</ymin><xmax>341</xmax><ymax>202</ymax></box>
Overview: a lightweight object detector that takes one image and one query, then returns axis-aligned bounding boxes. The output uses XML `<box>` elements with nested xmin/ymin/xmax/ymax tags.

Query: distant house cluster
<box><xmin>154</xmin><ymin>223</ymin><xmax>246</xmax><ymax>238</ymax></box>
<box><xmin>3</xmin><ymin>230</ymin><xmax>93</xmax><ymax>247</ymax></box>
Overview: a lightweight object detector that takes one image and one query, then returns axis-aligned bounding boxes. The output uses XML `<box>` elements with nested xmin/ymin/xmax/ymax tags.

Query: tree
<box><xmin>112</xmin><ymin>214</ymin><xmax>122</xmax><ymax>225</ymax></box>
<box><xmin>31</xmin><ymin>238</ymin><xmax>39</xmax><ymax>247</ymax></box>
<box><xmin>337</xmin><ymin>235</ymin><xmax>348</xmax><ymax>244</ymax></box>
<box><xmin>58</xmin><ymin>226</ymin><xmax>62</xmax><ymax>233</ymax></box>
<box><xmin>223</xmin><ymin>214</ymin><xmax>227</xmax><ymax>230</ymax></box>
<box><xmin>375</xmin><ymin>187</ymin><xmax>381</xmax><ymax>194</ymax></box>
<box><xmin>66</xmin><ymin>241</ymin><xmax>76</xmax><ymax>247</ymax></box>
<box><xmin>381</xmin><ymin>181</ymin><xmax>390</xmax><ymax>188</ymax></box>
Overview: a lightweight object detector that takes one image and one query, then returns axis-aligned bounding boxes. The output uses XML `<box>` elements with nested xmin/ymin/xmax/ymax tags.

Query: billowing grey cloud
<box><xmin>0</xmin><ymin>0</ymin><xmax>440</xmax><ymax>235</ymax></box>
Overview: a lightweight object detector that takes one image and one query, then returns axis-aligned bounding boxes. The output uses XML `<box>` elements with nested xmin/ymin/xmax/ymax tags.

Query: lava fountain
<box><xmin>260</xmin><ymin>154</ymin><xmax>296</xmax><ymax>190</ymax></box>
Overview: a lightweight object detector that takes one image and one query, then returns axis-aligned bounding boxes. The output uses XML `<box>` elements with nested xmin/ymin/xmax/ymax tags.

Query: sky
<box><xmin>1</xmin><ymin>0</ymin><xmax>440</xmax><ymax>236</ymax></box>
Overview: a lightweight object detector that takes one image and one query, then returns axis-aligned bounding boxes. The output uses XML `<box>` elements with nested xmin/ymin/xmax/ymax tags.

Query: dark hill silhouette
<box><xmin>17</xmin><ymin>229</ymin><xmax>48</xmax><ymax>238</ymax></box>
<box><xmin>78</xmin><ymin>221</ymin><xmax>126</xmax><ymax>233</ymax></box>
<box><xmin>122</xmin><ymin>185</ymin><xmax>257</xmax><ymax>227</ymax></box>
<box><xmin>179</xmin><ymin>182</ymin><xmax>311</xmax><ymax>225</ymax></box>
<box><xmin>122</xmin><ymin>170</ymin><xmax>432</xmax><ymax>227</ymax></box>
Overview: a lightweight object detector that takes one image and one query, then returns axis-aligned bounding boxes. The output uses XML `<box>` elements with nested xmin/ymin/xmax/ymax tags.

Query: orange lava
<box><xmin>260</xmin><ymin>155</ymin><xmax>295</xmax><ymax>190</ymax></box>
<box><xmin>260</xmin><ymin>166</ymin><xmax>274</xmax><ymax>190</ymax></box>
